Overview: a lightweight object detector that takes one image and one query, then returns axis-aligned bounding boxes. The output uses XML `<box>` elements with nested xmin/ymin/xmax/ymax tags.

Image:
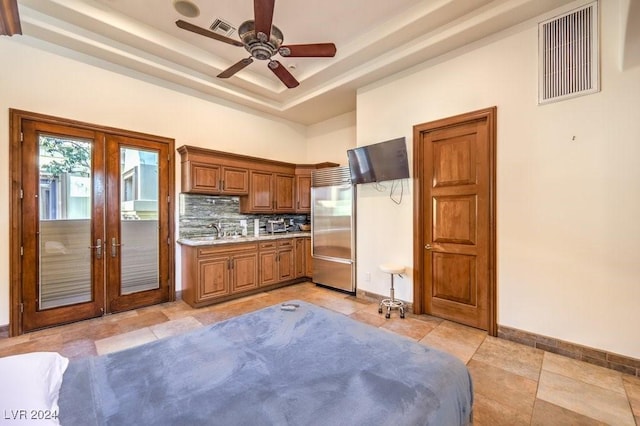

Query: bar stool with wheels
<box><xmin>378</xmin><ymin>263</ymin><xmax>406</xmax><ymax>319</ymax></box>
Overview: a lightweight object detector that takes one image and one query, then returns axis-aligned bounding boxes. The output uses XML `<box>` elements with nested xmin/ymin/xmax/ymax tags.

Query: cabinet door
<box><xmin>274</xmin><ymin>174</ymin><xmax>295</xmax><ymax>212</ymax></box>
<box><xmin>296</xmin><ymin>174</ymin><xmax>312</xmax><ymax>212</ymax></box>
<box><xmin>248</xmin><ymin>170</ymin><xmax>274</xmax><ymax>211</ymax></box>
<box><xmin>197</xmin><ymin>256</ymin><xmax>230</xmax><ymax>301</ymax></box>
<box><xmin>231</xmin><ymin>252</ymin><xmax>258</xmax><ymax>292</ymax></box>
<box><xmin>259</xmin><ymin>250</ymin><xmax>278</xmax><ymax>286</ymax></box>
<box><xmin>187</xmin><ymin>161</ymin><xmax>221</xmax><ymax>193</ymax></box>
<box><xmin>304</xmin><ymin>238</ymin><xmax>313</xmax><ymax>277</ymax></box>
<box><xmin>278</xmin><ymin>247</ymin><xmax>295</xmax><ymax>282</ymax></box>
<box><xmin>221</xmin><ymin>167</ymin><xmax>249</xmax><ymax>195</ymax></box>
<box><xmin>295</xmin><ymin>239</ymin><xmax>305</xmax><ymax>278</ymax></box>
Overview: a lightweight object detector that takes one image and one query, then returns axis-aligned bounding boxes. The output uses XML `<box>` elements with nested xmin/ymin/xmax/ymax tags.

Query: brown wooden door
<box><xmin>20</xmin><ymin>120</ymin><xmax>106</xmax><ymax>331</ymax></box>
<box><xmin>104</xmin><ymin>134</ymin><xmax>172</xmax><ymax>313</ymax></box>
<box><xmin>413</xmin><ymin>108</ymin><xmax>496</xmax><ymax>333</ymax></box>
<box><xmin>248</xmin><ymin>170</ymin><xmax>274</xmax><ymax>211</ymax></box>
<box><xmin>15</xmin><ymin>113</ymin><xmax>174</xmax><ymax>333</ymax></box>
<box><xmin>259</xmin><ymin>250</ymin><xmax>278</xmax><ymax>286</ymax></box>
<box><xmin>295</xmin><ymin>238</ymin><xmax>305</xmax><ymax>278</ymax></box>
<box><xmin>197</xmin><ymin>256</ymin><xmax>230</xmax><ymax>301</ymax></box>
<box><xmin>278</xmin><ymin>247</ymin><xmax>295</xmax><ymax>281</ymax></box>
<box><xmin>296</xmin><ymin>174</ymin><xmax>312</xmax><ymax>212</ymax></box>
<box><xmin>230</xmin><ymin>252</ymin><xmax>258</xmax><ymax>293</ymax></box>
<box><xmin>188</xmin><ymin>162</ymin><xmax>221</xmax><ymax>193</ymax></box>
<box><xmin>274</xmin><ymin>174</ymin><xmax>295</xmax><ymax>212</ymax></box>
<box><xmin>304</xmin><ymin>238</ymin><xmax>313</xmax><ymax>277</ymax></box>
<box><xmin>220</xmin><ymin>167</ymin><xmax>248</xmax><ymax>194</ymax></box>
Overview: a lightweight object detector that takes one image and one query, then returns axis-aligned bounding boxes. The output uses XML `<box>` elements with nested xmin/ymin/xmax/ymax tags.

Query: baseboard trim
<box><xmin>0</xmin><ymin>324</ymin><xmax>8</xmax><ymax>339</ymax></box>
<box><xmin>498</xmin><ymin>325</ymin><xmax>639</xmax><ymax>377</ymax></box>
<box><xmin>353</xmin><ymin>290</ymin><xmax>639</xmax><ymax>377</ymax></box>
<box><xmin>355</xmin><ymin>288</ymin><xmax>414</xmax><ymax>313</ymax></box>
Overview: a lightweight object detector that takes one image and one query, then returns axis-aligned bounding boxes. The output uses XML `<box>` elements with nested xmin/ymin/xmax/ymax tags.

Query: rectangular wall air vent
<box><xmin>538</xmin><ymin>2</ymin><xmax>599</xmax><ymax>104</ymax></box>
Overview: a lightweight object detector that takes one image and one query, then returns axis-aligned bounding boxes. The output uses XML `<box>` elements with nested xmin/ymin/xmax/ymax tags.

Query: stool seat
<box><xmin>379</xmin><ymin>264</ymin><xmax>405</xmax><ymax>275</ymax></box>
<box><xmin>378</xmin><ymin>263</ymin><xmax>406</xmax><ymax>319</ymax></box>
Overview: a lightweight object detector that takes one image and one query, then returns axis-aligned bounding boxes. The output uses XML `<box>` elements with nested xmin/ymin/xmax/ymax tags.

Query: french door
<box><xmin>14</xmin><ymin>113</ymin><xmax>174</xmax><ymax>333</ymax></box>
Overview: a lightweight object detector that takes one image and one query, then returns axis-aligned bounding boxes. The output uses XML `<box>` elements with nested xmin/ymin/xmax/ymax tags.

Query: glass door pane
<box><xmin>120</xmin><ymin>147</ymin><xmax>159</xmax><ymax>295</ymax></box>
<box><xmin>39</xmin><ymin>135</ymin><xmax>93</xmax><ymax>309</ymax></box>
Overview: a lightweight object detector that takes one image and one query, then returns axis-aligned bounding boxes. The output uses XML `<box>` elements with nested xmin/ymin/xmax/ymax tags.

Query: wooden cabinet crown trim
<box><xmin>177</xmin><ymin>145</ymin><xmax>338</xmax><ymax>173</ymax></box>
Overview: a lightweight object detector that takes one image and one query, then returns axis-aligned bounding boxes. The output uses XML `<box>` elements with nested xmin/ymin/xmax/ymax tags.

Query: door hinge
<box><xmin>20</xmin><ymin>303</ymin><xmax>24</xmax><ymax>313</ymax></box>
<box><xmin>20</xmin><ymin>189</ymin><xmax>23</xmax><ymax>199</ymax></box>
<box><xmin>167</xmin><ymin>237</ymin><xmax>171</xmax><ymax>245</ymax></box>
<box><xmin>20</xmin><ymin>132</ymin><xmax>24</xmax><ymax>142</ymax></box>
<box><xmin>167</xmin><ymin>195</ymin><xmax>170</xmax><ymax>204</ymax></box>
<box><xmin>20</xmin><ymin>246</ymin><xmax>23</xmax><ymax>256</ymax></box>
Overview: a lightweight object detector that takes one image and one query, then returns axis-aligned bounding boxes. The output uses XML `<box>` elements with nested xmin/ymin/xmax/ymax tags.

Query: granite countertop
<box><xmin>177</xmin><ymin>231</ymin><xmax>311</xmax><ymax>247</ymax></box>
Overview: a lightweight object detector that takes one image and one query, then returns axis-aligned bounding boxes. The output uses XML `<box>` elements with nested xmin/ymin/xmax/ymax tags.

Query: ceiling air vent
<box><xmin>538</xmin><ymin>1</ymin><xmax>599</xmax><ymax>104</ymax></box>
<box><xmin>210</xmin><ymin>18</ymin><xmax>236</xmax><ymax>37</ymax></box>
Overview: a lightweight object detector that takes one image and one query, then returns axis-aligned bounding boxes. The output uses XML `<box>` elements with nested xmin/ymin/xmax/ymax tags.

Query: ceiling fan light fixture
<box><xmin>238</xmin><ymin>20</ymin><xmax>283</xmax><ymax>60</ymax></box>
<box><xmin>173</xmin><ymin>0</ymin><xmax>200</xmax><ymax>18</ymax></box>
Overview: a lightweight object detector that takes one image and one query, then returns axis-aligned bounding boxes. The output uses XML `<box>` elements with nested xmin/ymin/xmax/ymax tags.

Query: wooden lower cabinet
<box><xmin>304</xmin><ymin>237</ymin><xmax>313</xmax><ymax>278</ymax></box>
<box><xmin>181</xmin><ymin>237</ymin><xmax>310</xmax><ymax>308</ymax></box>
<box><xmin>295</xmin><ymin>239</ymin><xmax>305</xmax><ymax>278</ymax></box>
<box><xmin>259</xmin><ymin>239</ymin><xmax>295</xmax><ymax>286</ymax></box>
<box><xmin>181</xmin><ymin>242</ymin><xmax>258</xmax><ymax>308</ymax></box>
<box><xmin>258</xmin><ymin>241</ymin><xmax>278</xmax><ymax>287</ymax></box>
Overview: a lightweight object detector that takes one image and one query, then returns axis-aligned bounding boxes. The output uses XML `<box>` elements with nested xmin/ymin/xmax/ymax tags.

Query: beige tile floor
<box><xmin>1</xmin><ymin>282</ymin><xmax>638</xmax><ymax>425</ymax></box>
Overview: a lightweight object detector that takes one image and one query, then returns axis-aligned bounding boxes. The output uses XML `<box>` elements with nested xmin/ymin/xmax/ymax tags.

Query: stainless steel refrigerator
<box><xmin>311</xmin><ymin>166</ymin><xmax>356</xmax><ymax>293</ymax></box>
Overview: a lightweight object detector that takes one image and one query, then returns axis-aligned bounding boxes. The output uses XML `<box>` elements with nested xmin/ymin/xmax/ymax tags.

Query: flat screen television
<box><xmin>347</xmin><ymin>137</ymin><xmax>410</xmax><ymax>184</ymax></box>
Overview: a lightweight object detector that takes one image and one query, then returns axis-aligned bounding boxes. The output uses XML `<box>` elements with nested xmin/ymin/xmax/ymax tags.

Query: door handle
<box><xmin>111</xmin><ymin>237</ymin><xmax>122</xmax><ymax>257</ymax></box>
<box><xmin>88</xmin><ymin>239</ymin><xmax>103</xmax><ymax>259</ymax></box>
<box><xmin>425</xmin><ymin>244</ymin><xmax>432</xmax><ymax>250</ymax></box>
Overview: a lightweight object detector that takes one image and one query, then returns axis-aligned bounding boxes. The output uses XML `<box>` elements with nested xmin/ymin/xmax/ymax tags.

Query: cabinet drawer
<box><xmin>259</xmin><ymin>241</ymin><xmax>277</xmax><ymax>250</ymax></box>
<box><xmin>198</xmin><ymin>242</ymin><xmax>258</xmax><ymax>257</ymax></box>
<box><xmin>278</xmin><ymin>239</ymin><xmax>293</xmax><ymax>248</ymax></box>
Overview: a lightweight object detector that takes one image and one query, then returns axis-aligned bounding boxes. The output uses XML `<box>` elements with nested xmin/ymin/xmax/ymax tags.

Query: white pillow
<box><xmin>0</xmin><ymin>352</ymin><xmax>69</xmax><ymax>425</ymax></box>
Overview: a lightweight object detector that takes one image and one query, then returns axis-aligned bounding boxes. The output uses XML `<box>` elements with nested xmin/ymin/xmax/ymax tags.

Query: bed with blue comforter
<box><xmin>58</xmin><ymin>300</ymin><xmax>473</xmax><ymax>425</ymax></box>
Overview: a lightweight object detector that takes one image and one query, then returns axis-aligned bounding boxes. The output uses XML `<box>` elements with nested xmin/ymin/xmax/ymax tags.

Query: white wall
<box><xmin>355</xmin><ymin>0</ymin><xmax>640</xmax><ymax>359</ymax></box>
<box><xmin>306</xmin><ymin>111</ymin><xmax>356</xmax><ymax>165</ymax></box>
<box><xmin>0</xmin><ymin>38</ymin><xmax>309</xmax><ymax>325</ymax></box>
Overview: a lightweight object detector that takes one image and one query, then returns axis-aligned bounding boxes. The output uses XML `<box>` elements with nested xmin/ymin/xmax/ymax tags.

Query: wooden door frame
<box><xmin>9</xmin><ymin>109</ymin><xmax>175</xmax><ymax>336</ymax></box>
<box><xmin>412</xmin><ymin>107</ymin><xmax>497</xmax><ymax>336</ymax></box>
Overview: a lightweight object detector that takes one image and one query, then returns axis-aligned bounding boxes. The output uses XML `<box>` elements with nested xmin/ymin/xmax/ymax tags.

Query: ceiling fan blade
<box><xmin>268</xmin><ymin>60</ymin><xmax>299</xmax><ymax>88</ymax></box>
<box><xmin>217</xmin><ymin>58</ymin><xmax>254</xmax><ymax>78</ymax></box>
<box><xmin>254</xmin><ymin>0</ymin><xmax>275</xmax><ymax>41</ymax></box>
<box><xmin>176</xmin><ymin>20</ymin><xmax>243</xmax><ymax>47</ymax></box>
<box><xmin>279</xmin><ymin>43</ymin><xmax>337</xmax><ymax>58</ymax></box>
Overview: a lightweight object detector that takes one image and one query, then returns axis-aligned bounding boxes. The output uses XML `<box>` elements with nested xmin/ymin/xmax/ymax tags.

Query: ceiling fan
<box><xmin>176</xmin><ymin>0</ymin><xmax>337</xmax><ymax>88</ymax></box>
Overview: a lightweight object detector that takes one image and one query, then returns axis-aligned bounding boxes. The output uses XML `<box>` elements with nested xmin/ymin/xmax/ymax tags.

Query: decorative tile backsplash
<box><xmin>178</xmin><ymin>194</ymin><xmax>309</xmax><ymax>239</ymax></box>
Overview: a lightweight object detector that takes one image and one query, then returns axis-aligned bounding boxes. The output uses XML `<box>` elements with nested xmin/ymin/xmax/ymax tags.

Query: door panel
<box><xmin>198</xmin><ymin>258</ymin><xmax>229</xmax><ymax>300</ymax></box>
<box><xmin>21</xmin><ymin>121</ymin><xmax>105</xmax><ymax>331</ymax></box>
<box><xmin>413</xmin><ymin>108</ymin><xmax>496</xmax><ymax>333</ymax></box>
<box><xmin>432</xmin><ymin>195</ymin><xmax>477</xmax><ymax>245</ymax></box>
<box><xmin>231</xmin><ymin>252</ymin><xmax>258</xmax><ymax>292</ymax></box>
<box><xmin>105</xmin><ymin>135</ymin><xmax>170</xmax><ymax>313</ymax></box>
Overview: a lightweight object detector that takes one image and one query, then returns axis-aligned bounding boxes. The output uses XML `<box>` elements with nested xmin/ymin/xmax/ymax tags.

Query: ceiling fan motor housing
<box><xmin>239</xmin><ymin>20</ymin><xmax>284</xmax><ymax>60</ymax></box>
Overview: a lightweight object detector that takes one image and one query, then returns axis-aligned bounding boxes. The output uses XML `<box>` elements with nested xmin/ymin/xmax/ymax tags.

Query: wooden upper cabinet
<box><xmin>241</xmin><ymin>171</ymin><xmax>295</xmax><ymax>213</ymax></box>
<box><xmin>177</xmin><ymin>146</ymin><xmax>338</xmax><ymax>212</ymax></box>
<box><xmin>274</xmin><ymin>174</ymin><xmax>295</xmax><ymax>212</ymax></box>
<box><xmin>186</xmin><ymin>161</ymin><xmax>222</xmax><ymax>193</ymax></box>
<box><xmin>295</xmin><ymin>167</ymin><xmax>312</xmax><ymax>213</ymax></box>
<box><xmin>178</xmin><ymin>146</ymin><xmax>248</xmax><ymax>195</ymax></box>
<box><xmin>245</xmin><ymin>170</ymin><xmax>274</xmax><ymax>212</ymax></box>
<box><xmin>221</xmin><ymin>167</ymin><xmax>249</xmax><ymax>194</ymax></box>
